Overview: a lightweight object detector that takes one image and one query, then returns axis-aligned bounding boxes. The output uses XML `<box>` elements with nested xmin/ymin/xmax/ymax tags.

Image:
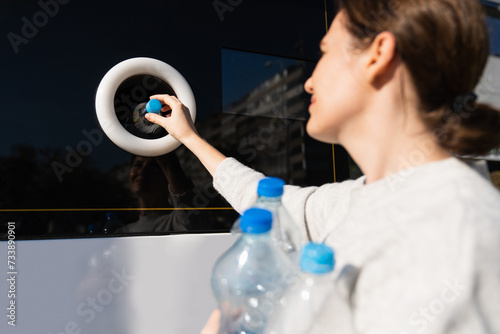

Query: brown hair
<box><xmin>337</xmin><ymin>0</ymin><xmax>500</xmax><ymax>156</ymax></box>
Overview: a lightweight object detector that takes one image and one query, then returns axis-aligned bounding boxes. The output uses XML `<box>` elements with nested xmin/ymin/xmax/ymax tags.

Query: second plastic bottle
<box><xmin>264</xmin><ymin>242</ymin><xmax>336</xmax><ymax>334</ymax></box>
<box><xmin>212</xmin><ymin>207</ymin><xmax>291</xmax><ymax>334</ymax></box>
<box><xmin>231</xmin><ymin>177</ymin><xmax>303</xmax><ymax>265</ymax></box>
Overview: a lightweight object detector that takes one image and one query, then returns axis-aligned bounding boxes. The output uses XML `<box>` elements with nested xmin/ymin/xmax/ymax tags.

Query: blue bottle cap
<box><xmin>300</xmin><ymin>242</ymin><xmax>335</xmax><ymax>274</ymax></box>
<box><xmin>239</xmin><ymin>208</ymin><xmax>273</xmax><ymax>234</ymax></box>
<box><xmin>257</xmin><ymin>177</ymin><xmax>285</xmax><ymax>197</ymax></box>
<box><xmin>146</xmin><ymin>99</ymin><xmax>162</xmax><ymax>114</ymax></box>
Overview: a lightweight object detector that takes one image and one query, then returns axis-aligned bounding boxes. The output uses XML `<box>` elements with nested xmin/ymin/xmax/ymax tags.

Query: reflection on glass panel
<box><xmin>0</xmin><ymin>147</ymin><xmax>236</xmax><ymax>238</ymax></box>
<box><xmin>483</xmin><ymin>0</ymin><xmax>500</xmax><ymax>56</ymax></box>
<box><xmin>217</xmin><ymin>49</ymin><xmax>334</xmax><ymax>186</ymax></box>
<box><xmin>112</xmin><ymin>153</ymin><xmax>236</xmax><ymax>234</ymax></box>
<box><xmin>476</xmin><ymin>3</ymin><xmax>500</xmax><ymax>171</ymax></box>
<box><xmin>0</xmin><ymin>0</ymin><xmax>330</xmax><ymax>240</ymax></box>
<box><xmin>222</xmin><ymin>48</ymin><xmax>315</xmax><ymax>120</ymax></box>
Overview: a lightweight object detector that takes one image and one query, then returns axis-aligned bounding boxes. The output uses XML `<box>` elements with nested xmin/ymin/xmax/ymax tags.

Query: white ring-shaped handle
<box><xmin>95</xmin><ymin>57</ymin><xmax>196</xmax><ymax>157</ymax></box>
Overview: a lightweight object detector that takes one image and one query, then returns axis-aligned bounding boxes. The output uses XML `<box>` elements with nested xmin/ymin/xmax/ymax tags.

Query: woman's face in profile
<box><xmin>304</xmin><ymin>10</ymin><xmax>370</xmax><ymax>144</ymax></box>
<box><xmin>129</xmin><ymin>157</ymin><xmax>168</xmax><ymax>197</ymax></box>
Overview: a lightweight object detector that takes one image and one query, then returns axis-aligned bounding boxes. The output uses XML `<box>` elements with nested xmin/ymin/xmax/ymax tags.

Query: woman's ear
<box><xmin>365</xmin><ymin>31</ymin><xmax>398</xmax><ymax>87</ymax></box>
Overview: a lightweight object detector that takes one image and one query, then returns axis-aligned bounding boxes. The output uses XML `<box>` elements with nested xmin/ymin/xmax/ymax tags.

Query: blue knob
<box><xmin>146</xmin><ymin>99</ymin><xmax>162</xmax><ymax>114</ymax></box>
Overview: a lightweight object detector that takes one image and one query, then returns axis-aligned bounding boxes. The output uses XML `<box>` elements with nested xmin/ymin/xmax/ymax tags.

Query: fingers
<box><xmin>146</xmin><ymin>94</ymin><xmax>196</xmax><ymax>142</ymax></box>
<box><xmin>150</xmin><ymin>94</ymin><xmax>180</xmax><ymax>108</ymax></box>
<box><xmin>150</xmin><ymin>94</ymin><xmax>180</xmax><ymax>113</ymax></box>
<box><xmin>150</xmin><ymin>94</ymin><xmax>174</xmax><ymax>102</ymax></box>
<box><xmin>200</xmin><ymin>309</ymin><xmax>221</xmax><ymax>334</ymax></box>
<box><xmin>144</xmin><ymin>112</ymin><xmax>164</xmax><ymax>125</ymax></box>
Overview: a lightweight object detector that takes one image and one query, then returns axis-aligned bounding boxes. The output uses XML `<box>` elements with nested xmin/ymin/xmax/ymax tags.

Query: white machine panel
<box><xmin>1</xmin><ymin>233</ymin><xmax>237</xmax><ymax>334</ymax></box>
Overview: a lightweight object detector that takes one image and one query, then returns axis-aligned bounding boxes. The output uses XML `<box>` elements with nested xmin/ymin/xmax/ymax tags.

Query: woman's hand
<box><xmin>201</xmin><ymin>309</ymin><xmax>221</xmax><ymax>334</ymax></box>
<box><xmin>146</xmin><ymin>94</ymin><xmax>227</xmax><ymax>177</ymax></box>
<box><xmin>145</xmin><ymin>94</ymin><xmax>198</xmax><ymax>143</ymax></box>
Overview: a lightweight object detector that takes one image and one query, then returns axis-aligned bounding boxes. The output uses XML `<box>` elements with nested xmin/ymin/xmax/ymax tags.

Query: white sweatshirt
<box><xmin>213</xmin><ymin>157</ymin><xmax>500</xmax><ymax>334</ymax></box>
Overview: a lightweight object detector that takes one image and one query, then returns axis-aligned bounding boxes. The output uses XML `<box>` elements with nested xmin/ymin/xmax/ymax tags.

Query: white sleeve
<box><xmin>283</xmin><ymin>180</ymin><xmax>360</xmax><ymax>242</ymax></box>
<box><xmin>213</xmin><ymin>157</ymin><xmax>266</xmax><ymax>214</ymax></box>
<box><xmin>213</xmin><ymin>158</ymin><xmax>322</xmax><ymax>241</ymax></box>
<box><xmin>213</xmin><ymin>157</ymin><xmax>352</xmax><ymax>242</ymax></box>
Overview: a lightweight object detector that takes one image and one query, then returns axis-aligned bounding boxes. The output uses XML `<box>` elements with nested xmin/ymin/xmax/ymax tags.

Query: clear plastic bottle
<box><xmin>264</xmin><ymin>242</ymin><xmax>336</xmax><ymax>334</ymax></box>
<box><xmin>230</xmin><ymin>177</ymin><xmax>303</xmax><ymax>264</ymax></box>
<box><xmin>132</xmin><ymin>98</ymin><xmax>163</xmax><ymax>134</ymax></box>
<box><xmin>212</xmin><ymin>208</ymin><xmax>291</xmax><ymax>334</ymax></box>
<box><xmin>255</xmin><ymin>177</ymin><xmax>303</xmax><ymax>263</ymax></box>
